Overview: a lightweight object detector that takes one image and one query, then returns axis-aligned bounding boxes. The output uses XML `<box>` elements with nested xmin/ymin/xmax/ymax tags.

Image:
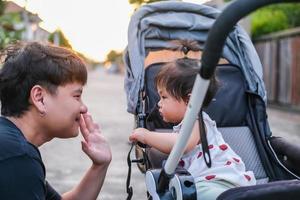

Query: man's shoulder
<box><xmin>0</xmin><ymin>154</ymin><xmax>47</xmax><ymax>199</ymax></box>
<box><xmin>0</xmin><ymin>117</ymin><xmax>41</xmax><ymax>162</ymax></box>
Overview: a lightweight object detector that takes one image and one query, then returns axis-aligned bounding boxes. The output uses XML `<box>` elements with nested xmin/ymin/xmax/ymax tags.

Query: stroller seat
<box><xmin>220</xmin><ymin>126</ymin><xmax>268</xmax><ymax>184</ymax></box>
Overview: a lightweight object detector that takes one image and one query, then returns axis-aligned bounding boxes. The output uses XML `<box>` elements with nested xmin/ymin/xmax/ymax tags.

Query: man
<box><xmin>0</xmin><ymin>42</ymin><xmax>111</xmax><ymax>199</ymax></box>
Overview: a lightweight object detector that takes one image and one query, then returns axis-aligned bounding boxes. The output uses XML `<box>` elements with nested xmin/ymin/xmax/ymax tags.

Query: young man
<box><xmin>0</xmin><ymin>42</ymin><xmax>112</xmax><ymax>200</ymax></box>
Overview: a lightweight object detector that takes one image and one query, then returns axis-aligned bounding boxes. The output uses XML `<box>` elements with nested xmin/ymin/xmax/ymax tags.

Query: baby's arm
<box><xmin>129</xmin><ymin>122</ymin><xmax>200</xmax><ymax>154</ymax></box>
<box><xmin>129</xmin><ymin>128</ymin><xmax>177</xmax><ymax>154</ymax></box>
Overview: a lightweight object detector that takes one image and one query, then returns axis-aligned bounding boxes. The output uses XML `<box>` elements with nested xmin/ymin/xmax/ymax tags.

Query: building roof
<box><xmin>4</xmin><ymin>1</ymin><xmax>42</xmax><ymax>23</ymax></box>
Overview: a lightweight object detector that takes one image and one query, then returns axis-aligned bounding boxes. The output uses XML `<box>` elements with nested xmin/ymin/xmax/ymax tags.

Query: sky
<box><xmin>12</xmin><ymin>0</ymin><xmax>208</xmax><ymax>61</ymax></box>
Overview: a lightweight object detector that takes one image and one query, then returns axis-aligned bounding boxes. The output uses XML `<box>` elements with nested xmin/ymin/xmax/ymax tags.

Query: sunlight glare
<box><xmin>12</xmin><ymin>0</ymin><xmax>133</xmax><ymax>61</ymax></box>
<box><xmin>11</xmin><ymin>0</ymin><xmax>210</xmax><ymax>61</ymax></box>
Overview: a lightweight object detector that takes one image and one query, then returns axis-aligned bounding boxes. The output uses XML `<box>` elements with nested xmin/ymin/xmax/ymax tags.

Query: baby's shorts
<box><xmin>196</xmin><ymin>180</ymin><xmax>235</xmax><ymax>200</ymax></box>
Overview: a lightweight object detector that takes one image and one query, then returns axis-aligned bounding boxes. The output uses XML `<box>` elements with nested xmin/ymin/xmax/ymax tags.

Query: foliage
<box><xmin>0</xmin><ymin>12</ymin><xmax>24</xmax><ymax>49</ymax></box>
<box><xmin>48</xmin><ymin>29</ymin><xmax>72</xmax><ymax>49</ymax></box>
<box><xmin>251</xmin><ymin>3</ymin><xmax>300</xmax><ymax>38</ymax></box>
<box><xmin>105</xmin><ymin>50</ymin><xmax>123</xmax><ymax>63</ymax></box>
<box><xmin>129</xmin><ymin>0</ymin><xmax>170</xmax><ymax>8</ymax></box>
<box><xmin>0</xmin><ymin>0</ymin><xmax>4</xmax><ymax>15</ymax></box>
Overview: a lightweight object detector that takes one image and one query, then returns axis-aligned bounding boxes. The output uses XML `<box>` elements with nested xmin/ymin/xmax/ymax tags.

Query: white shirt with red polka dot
<box><xmin>173</xmin><ymin>112</ymin><xmax>256</xmax><ymax>186</ymax></box>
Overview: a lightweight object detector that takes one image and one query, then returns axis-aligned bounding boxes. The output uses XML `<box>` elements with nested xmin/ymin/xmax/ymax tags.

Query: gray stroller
<box><xmin>124</xmin><ymin>0</ymin><xmax>300</xmax><ymax>199</ymax></box>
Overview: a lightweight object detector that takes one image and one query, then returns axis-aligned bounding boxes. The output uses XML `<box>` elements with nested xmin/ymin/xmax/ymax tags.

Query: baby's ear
<box><xmin>185</xmin><ymin>93</ymin><xmax>192</xmax><ymax>104</ymax></box>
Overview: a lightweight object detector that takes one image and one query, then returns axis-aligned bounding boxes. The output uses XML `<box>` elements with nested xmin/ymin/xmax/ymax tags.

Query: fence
<box><xmin>254</xmin><ymin>27</ymin><xmax>300</xmax><ymax>109</ymax></box>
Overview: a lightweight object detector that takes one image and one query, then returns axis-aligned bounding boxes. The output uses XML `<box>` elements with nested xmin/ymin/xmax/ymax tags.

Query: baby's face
<box><xmin>157</xmin><ymin>86</ymin><xmax>187</xmax><ymax>123</ymax></box>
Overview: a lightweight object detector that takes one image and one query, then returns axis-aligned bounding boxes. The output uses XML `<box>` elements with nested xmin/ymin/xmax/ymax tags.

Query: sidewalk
<box><xmin>267</xmin><ymin>107</ymin><xmax>300</xmax><ymax>143</ymax></box>
<box><xmin>40</xmin><ymin>68</ymin><xmax>300</xmax><ymax>200</ymax></box>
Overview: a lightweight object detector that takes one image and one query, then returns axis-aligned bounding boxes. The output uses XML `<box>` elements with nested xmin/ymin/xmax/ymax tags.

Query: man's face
<box><xmin>157</xmin><ymin>86</ymin><xmax>187</xmax><ymax>123</ymax></box>
<box><xmin>42</xmin><ymin>82</ymin><xmax>87</xmax><ymax>139</ymax></box>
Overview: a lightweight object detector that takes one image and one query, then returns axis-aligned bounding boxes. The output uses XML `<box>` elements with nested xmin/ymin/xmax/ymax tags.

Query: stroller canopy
<box><xmin>124</xmin><ymin>1</ymin><xmax>266</xmax><ymax>114</ymax></box>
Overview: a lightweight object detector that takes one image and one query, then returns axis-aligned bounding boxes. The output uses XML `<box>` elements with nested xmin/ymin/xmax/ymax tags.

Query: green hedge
<box><xmin>251</xmin><ymin>3</ymin><xmax>300</xmax><ymax>38</ymax></box>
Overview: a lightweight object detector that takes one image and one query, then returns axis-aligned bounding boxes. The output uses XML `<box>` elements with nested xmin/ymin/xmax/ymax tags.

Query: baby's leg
<box><xmin>196</xmin><ymin>180</ymin><xmax>235</xmax><ymax>200</ymax></box>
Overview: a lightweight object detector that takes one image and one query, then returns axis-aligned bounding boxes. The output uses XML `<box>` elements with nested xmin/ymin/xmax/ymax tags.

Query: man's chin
<box><xmin>72</xmin><ymin>130</ymin><xmax>80</xmax><ymax>137</ymax></box>
<box><xmin>61</xmin><ymin>130</ymin><xmax>79</xmax><ymax>138</ymax></box>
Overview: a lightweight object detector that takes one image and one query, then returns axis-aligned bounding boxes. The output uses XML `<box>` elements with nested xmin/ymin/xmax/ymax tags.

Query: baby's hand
<box><xmin>129</xmin><ymin>128</ymin><xmax>150</xmax><ymax>144</ymax></box>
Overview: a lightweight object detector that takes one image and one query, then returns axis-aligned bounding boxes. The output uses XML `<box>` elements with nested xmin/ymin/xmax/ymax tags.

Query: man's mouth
<box><xmin>75</xmin><ymin>116</ymin><xmax>80</xmax><ymax>123</ymax></box>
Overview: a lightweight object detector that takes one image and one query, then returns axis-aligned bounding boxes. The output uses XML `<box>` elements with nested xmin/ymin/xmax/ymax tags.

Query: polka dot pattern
<box><xmin>244</xmin><ymin>174</ymin><xmax>251</xmax><ymax>181</ymax></box>
<box><xmin>219</xmin><ymin>144</ymin><xmax>228</xmax><ymax>151</ymax></box>
<box><xmin>179</xmin><ymin>159</ymin><xmax>185</xmax><ymax>167</ymax></box>
<box><xmin>197</xmin><ymin>152</ymin><xmax>203</xmax><ymax>158</ymax></box>
<box><xmin>205</xmin><ymin>175</ymin><xmax>216</xmax><ymax>180</ymax></box>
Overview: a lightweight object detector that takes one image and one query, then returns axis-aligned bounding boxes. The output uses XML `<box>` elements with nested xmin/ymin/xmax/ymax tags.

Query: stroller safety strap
<box><xmin>144</xmin><ymin>49</ymin><xmax>229</xmax><ymax>69</ymax></box>
<box><xmin>126</xmin><ymin>142</ymin><xmax>152</xmax><ymax>200</ymax></box>
<box><xmin>126</xmin><ymin>143</ymin><xmax>134</xmax><ymax>200</ymax></box>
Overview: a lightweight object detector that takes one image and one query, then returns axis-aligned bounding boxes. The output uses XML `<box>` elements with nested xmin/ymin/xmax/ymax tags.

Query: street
<box><xmin>40</xmin><ymin>68</ymin><xmax>300</xmax><ymax>200</ymax></box>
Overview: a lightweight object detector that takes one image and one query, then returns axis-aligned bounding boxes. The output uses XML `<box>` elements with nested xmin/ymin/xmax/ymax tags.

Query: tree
<box><xmin>105</xmin><ymin>50</ymin><xmax>123</xmax><ymax>63</ymax></box>
<box><xmin>251</xmin><ymin>3</ymin><xmax>300</xmax><ymax>38</ymax></box>
<box><xmin>0</xmin><ymin>0</ymin><xmax>5</xmax><ymax>15</ymax></box>
<box><xmin>0</xmin><ymin>1</ymin><xmax>24</xmax><ymax>49</ymax></box>
<box><xmin>48</xmin><ymin>29</ymin><xmax>72</xmax><ymax>49</ymax></box>
<box><xmin>129</xmin><ymin>0</ymin><xmax>170</xmax><ymax>8</ymax></box>
<box><xmin>103</xmin><ymin>50</ymin><xmax>124</xmax><ymax>73</ymax></box>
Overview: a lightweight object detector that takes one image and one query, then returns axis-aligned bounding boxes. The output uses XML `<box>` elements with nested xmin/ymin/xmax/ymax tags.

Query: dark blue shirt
<box><xmin>0</xmin><ymin>117</ymin><xmax>61</xmax><ymax>200</ymax></box>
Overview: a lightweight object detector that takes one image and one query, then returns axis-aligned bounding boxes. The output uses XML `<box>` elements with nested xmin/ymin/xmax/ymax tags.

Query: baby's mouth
<box><xmin>159</xmin><ymin>111</ymin><xmax>163</xmax><ymax>117</ymax></box>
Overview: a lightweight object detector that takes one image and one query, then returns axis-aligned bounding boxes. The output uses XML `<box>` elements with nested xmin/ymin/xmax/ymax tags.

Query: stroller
<box><xmin>124</xmin><ymin>0</ymin><xmax>300</xmax><ymax>199</ymax></box>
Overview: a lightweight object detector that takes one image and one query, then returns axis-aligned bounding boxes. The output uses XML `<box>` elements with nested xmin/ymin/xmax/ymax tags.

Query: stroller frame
<box><xmin>124</xmin><ymin>0</ymin><xmax>300</xmax><ymax>199</ymax></box>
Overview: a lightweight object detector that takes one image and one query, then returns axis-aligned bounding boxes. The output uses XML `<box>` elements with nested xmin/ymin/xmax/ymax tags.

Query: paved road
<box><xmin>267</xmin><ymin>107</ymin><xmax>300</xmax><ymax>143</ymax></box>
<box><xmin>40</xmin><ymin>68</ymin><xmax>300</xmax><ymax>200</ymax></box>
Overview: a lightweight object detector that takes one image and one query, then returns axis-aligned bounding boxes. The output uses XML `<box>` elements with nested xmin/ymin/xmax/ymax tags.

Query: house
<box><xmin>4</xmin><ymin>1</ymin><xmax>50</xmax><ymax>42</ymax></box>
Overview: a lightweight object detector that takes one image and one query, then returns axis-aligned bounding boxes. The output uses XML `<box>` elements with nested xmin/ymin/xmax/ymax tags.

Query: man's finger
<box><xmin>94</xmin><ymin>123</ymin><xmax>100</xmax><ymax>130</ymax></box>
<box><xmin>79</xmin><ymin>115</ymin><xmax>89</xmax><ymax>141</ymax></box>
<box><xmin>83</xmin><ymin>113</ymin><xmax>95</xmax><ymax>132</ymax></box>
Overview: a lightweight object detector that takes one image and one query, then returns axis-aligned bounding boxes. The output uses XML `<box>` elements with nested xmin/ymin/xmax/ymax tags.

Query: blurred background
<box><xmin>1</xmin><ymin>0</ymin><xmax>300</xmax><ymax>199</ymax></box>
<box><xmin>1</xmin><ymin>0</ymin><xmax>300</xmax><ymax>109</ymax></box>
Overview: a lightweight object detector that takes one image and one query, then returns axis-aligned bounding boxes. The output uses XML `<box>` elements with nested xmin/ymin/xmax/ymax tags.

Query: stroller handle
<box><xmin>200</xmin><ymin>0</ymin><xmax>300</xmax><ymax>80</ymax></box>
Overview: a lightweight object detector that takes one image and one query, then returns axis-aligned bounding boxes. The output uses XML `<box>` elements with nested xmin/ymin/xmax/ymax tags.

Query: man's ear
<box><xmin>30</xmin><ymin>85</ymin><xmax>46</xmax><ymax>114</ymax></box>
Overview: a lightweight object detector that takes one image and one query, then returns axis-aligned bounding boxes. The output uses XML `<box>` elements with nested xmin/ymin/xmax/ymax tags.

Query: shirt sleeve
<box><xmin>0</xmin><ymin>155</ymin><xmax>47</xmax><ymax>199</ymax></box>
<box><xmin>45</xmin><ymin>181</ymin><xmax>62</xmax><ymax>200</ymax></box>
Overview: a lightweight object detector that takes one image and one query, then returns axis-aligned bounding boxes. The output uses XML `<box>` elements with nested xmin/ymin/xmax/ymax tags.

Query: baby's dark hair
<box><xmin>0</xmin><ymin>41</ymin><xmax>87</xmax><ymax>117</ymax></box>
<box><xmin>155</xmin><ymin>40</ymin><xmax>219</xmax><ymax>107</ymax></box>
<box><xmin>155</xmin><ymin>59</ymin><xmax>219</xmax><ymax>107</ymax></box>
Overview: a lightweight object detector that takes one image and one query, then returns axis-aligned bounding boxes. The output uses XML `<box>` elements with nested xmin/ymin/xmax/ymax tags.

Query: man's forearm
<box><xmin>62</xmin><ymin>163</ymin><xmax>110</xmax><ymax>200</ymax></box>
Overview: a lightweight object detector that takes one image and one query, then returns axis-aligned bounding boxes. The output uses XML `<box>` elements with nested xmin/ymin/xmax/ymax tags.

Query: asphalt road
<box><xmin>40</xmin><ymin>68</ymin><xmax>300</xmax><ymax>200</ymax></box>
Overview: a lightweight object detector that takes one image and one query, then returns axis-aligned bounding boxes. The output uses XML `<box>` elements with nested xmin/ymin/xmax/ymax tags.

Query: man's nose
<box><xmin>80</xmin><ymin>103</ymin><xmax>88</xmax><ymax>114</ymax></box>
